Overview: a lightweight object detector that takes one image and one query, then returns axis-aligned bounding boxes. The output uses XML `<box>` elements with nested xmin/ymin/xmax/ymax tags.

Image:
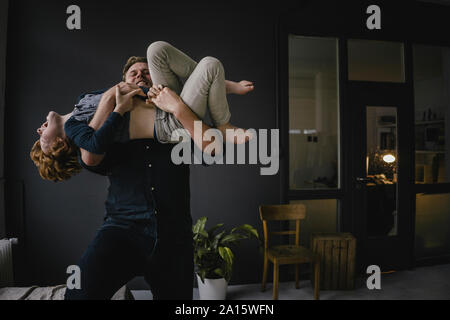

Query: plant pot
<box><xmin>196</xmin><ymin>274</ymin><xmax>228</xmax><ymax>300</ymax></box>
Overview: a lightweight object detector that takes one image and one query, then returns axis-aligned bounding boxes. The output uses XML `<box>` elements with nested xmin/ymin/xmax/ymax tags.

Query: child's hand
<box><xmin>149</xmin><ymin>85</ymin><xmax>183</xmax><ymax>114</ymax></box>
<box><xmin>147</xmin><ymin>84</ymin><xmax>163</xmax><ymax>99</ymax></box>
<box><xmin>146</xmin><ymin>84</ymin><xmax>163</xmax><ymax>105</ymax></box>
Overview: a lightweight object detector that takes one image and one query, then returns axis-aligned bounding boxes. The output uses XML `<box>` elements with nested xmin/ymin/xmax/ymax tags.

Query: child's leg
<box><xmin>147</xmin><ymin>41</ymin><xmax>198</xmax><ymax>95</ymax></box>
<box><xmin>179</xmin><ymin>57</ymin><xmax>229</xmax><ymax>124</ymax></box>
<box><xmin>180</xmin><ymin>56</ymin><xmax>252</xmax><ymax>144</ymax></box>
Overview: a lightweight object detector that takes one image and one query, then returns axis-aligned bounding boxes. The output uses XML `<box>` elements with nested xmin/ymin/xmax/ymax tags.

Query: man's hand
<box><xmin>118</xmin><ymin>82</ymin><xmax>147</xmax><ymax>97</ymax></box>
<box><xmin>148</xmin><ymin>84</ymin><xmax>184</xmax><ymax>114</ymax></box>
<box><xmin>113</xmin><ymin>85</ymin><xmax>143</xmax><ymax>116</ymax></box>
<box><xmin>101</xmin><ymin>81</ymin><xmax>147</xmax><ymax>102</ymax></box>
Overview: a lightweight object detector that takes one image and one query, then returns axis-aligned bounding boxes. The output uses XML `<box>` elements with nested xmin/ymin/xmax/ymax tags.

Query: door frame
<box><xmin>0</xmin><ymin>0</ymin><xmax>9</xmax><ymax>239</ymax></box>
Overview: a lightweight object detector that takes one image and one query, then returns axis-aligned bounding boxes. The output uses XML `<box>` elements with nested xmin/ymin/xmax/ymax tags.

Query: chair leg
<box><xmin>273</xmin><ymin>262</ymin><xmax>279</xmax><ymax>300</ymax></box>
<box><xmin>314</xmin><ymin>259</ymin><xmax>320</xmax><ymax>300</ymax></box>
<box><xmin>295</xmin><ymin>264</ymin><xmax>300</xmax><ymax>289</ymax></box>
<box><xmin>262</xmin><ymin>255</ymin><xmax>268</xmax><ymax>292</ymax></box>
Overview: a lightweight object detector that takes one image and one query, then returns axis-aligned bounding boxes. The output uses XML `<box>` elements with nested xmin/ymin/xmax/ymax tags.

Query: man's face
<box><xmin>125</xmin><ymin>62</ymin><xmax>152</xmax><ymax>88</ymax></box>
<box><xmin>36</xmin><ymin>111</ymin><xmax>66</xmax><ymax>154</ymax></box>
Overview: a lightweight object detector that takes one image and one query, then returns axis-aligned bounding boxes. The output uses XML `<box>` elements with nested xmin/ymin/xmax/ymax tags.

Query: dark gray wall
<box><xmin>0</xmin><ymin>0</ymin><xmax>8</xmax><ymax>239</ymax></box>
<box><xmin>5</xmin><ymin>0</ymin><xmax>281</xmax><ymax>286</ymax></box>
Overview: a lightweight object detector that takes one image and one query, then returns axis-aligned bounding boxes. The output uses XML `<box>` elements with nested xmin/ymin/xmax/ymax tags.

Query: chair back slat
<box><xmin>259</xmin><ymin>204</ymin><xmax>306</xmax><ymax>249</ymax></box>
<box><xmin>259</xmin><ymin>204</ymin><xmax>306</xmax><ymax>221</ymax></box>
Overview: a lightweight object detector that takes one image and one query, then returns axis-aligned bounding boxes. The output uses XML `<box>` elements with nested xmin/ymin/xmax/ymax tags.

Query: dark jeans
<box><xmin>64</xmin><ymin>218</ymin><xmax>194</xmax><ymax>300</ymax></box>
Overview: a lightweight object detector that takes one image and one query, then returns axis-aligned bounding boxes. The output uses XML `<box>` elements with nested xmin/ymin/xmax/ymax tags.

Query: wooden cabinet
<box><xmin>311</xmin><ymin>233</ymin><xmax>356</xmax><ymax>290</ymax></box>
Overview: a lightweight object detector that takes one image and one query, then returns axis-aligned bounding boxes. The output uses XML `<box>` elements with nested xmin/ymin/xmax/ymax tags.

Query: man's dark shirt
<box><xmin>104</xmin><ymin>138</ymin><xmax>192</xmax><ymax>240</ymax></box>
<box><xmin>65</xmin><ymin>107</ymin><xmax>192</xmax><ymax>242</ymax></box>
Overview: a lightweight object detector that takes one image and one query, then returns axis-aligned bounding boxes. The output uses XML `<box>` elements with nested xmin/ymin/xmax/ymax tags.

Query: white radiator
<box><xmin>0</xmin><ymin>238</ymin><xmax>17</xmax><ymax>288</ymax></box>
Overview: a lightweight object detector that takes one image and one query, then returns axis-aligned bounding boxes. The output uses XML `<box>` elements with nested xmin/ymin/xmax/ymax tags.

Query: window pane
<box><xmin>348</xmin><ymin>39</ymin><xmax>405</xmax><ymax>82</ymax></box>
<box><xmin>290</xmin><ymin>199</ymin><xmax>338</xmax><ymax>247</ymax></box>
<box><xmin>366</xmin><ymin>106</ymin><xmax>398</xmax><ymax>237</ymax></box>
<box><xmin>289</xmin><ymin>35</ymin><xmax>340</xmax><ymax>190</ymax></box>
<box><xmin>413</xmin><ymin>45</ymin><xmax>450</xmax><ymax>184</ymax></box>
<box><xmin>415</xmin><ymin>193</ymin><xmax>450</xmax><ymax>259</ymax></box>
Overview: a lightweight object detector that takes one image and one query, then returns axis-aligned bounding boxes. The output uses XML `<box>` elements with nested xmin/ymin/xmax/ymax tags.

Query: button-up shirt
<box><xmin>65</xmin><ymin>112</ymin><xmax>192</xmax><ymax>241</ymax></box>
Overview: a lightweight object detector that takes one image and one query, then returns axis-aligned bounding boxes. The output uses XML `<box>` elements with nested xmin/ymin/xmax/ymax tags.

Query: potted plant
<box><xmin>193</xmin><ymin>216</ymin><xmax>259</xmax><ymax>300</ymax></box>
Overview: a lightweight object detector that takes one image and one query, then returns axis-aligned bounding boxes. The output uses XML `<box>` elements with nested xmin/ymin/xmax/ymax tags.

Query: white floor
<box><xmin>131</xmin><ymin>263</ymin><xmax>450</xmax><ymax>300</ymax></box>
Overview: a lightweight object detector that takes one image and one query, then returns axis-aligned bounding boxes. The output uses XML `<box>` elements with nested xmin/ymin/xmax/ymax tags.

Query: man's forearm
<box><xmin>65</xmin><ymin>112</ymin><xmax>125</xmax><ymax>166</ymax></box>
<box><xmin>73</xmin><ymin>87</ymin><xmax>115</xmax><ymax>166</ymax></box>
<box><xmin>80</xmin><ymin>149</ymin><xmax>105</xmax><ymax>167</ymax></box>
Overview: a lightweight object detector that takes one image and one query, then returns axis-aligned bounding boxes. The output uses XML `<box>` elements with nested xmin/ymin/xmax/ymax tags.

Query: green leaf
<box><xmin>212</xmin><ymin>231</ymin><xmax>226</xmax><ymax>248</ymax></box>
<box><xmin>214</xmin><ymin>230</ymin><xmax>226</xmax><ymax>240</ymax></box>
<box><xmin>193</xmin><ymin>217</ymin><xmax>207</xmax><ymax>234</ymax></box>
<box><xmin>218</xmin><ymin>246</ymin><xmax>234</xmax><ymax>268</ymax></box>
<box><xmin>221</xmin><ymin>233</ymin><xmax>247</xmax><ymax>245</ymax></box>
<box><xmin>207</xmin><ymin>223</ymin><xmax>224</xmax><ymax>237</ymax></box>
<box><xmin>218</xmin><ymin>246</ymin><xmax>234</xmax><ymax>282</ymax></box>
<box><xmin>213</xmin><ymin>268</ymin><xmax>224</xmax><ymax>277</ymax></box>
<box><xmin>232</xmin><ymin>224</ymin><xmax>259</xmax><ymax>239</ymax></box>
<box><xmin>195</xmin><ymin>247</ymin><xmax>208</xmax><ymax>260</ymax></box>
<box><xmin>199</xmin><ymin>230</ymin><xmax>209</xmax><ymax>238</ymax></box>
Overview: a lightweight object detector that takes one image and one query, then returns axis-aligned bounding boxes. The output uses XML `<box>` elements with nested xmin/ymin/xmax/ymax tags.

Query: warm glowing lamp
<box><xmin>383</xmin><ymin>154</ymin><xmax>396</xmax><ymax>164</ymax></box>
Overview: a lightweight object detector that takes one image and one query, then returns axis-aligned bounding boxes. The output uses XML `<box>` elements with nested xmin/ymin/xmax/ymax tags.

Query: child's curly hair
<box><xmin>30</xmin><ymin>138</ymin><xmax>82</xmax><ymax>182</ymax></box>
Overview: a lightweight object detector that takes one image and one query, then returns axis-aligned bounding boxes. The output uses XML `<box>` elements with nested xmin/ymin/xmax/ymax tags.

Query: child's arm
<box><xmin>75</xmin><ymin>86</ymin><xmax>117</xmax><ymax>166</ymax></box>
<box><xmin>88</xmin><ymin>82</ymin><xmax>146</xmax><ymax>130</ymax></box>
<box><xmin>66</xmin><ymin>86</ymin><xmax>142</xmax><ymax>166</ymax></box>
<box><xmin>174</xmin><ymin>102</ymin><xmax>218</xmax><ymax>152</ymax></box>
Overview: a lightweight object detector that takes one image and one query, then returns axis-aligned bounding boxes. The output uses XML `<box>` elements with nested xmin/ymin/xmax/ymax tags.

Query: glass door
<box><xmin>349</xmin><ymin>84</ymin><xmax>414</xmax><ymax>271</ymax></box>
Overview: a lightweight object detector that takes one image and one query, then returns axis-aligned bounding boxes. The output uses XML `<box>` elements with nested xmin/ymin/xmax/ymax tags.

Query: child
<box><xmin>31</xmin><ymin>41</ymin><xmax>254</xmax><ymax>181</ymax></box>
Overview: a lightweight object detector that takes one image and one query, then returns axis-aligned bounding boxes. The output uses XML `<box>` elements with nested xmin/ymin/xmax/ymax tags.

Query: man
<box><xmin>61</xmin><ymin>56</ymin><xmax>214</xmax><ymax>300</ymax></box>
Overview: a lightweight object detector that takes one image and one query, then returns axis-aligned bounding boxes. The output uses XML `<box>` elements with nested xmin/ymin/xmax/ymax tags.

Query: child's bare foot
<box><xmin>217</xmin><ymin>123</ymin><xmax>254</xmax><ymax>144</ymax></box>
<box><xmin>228</xmin><ymin>80</ymin><xmax>255</xmax><ymax>95</ymax></box>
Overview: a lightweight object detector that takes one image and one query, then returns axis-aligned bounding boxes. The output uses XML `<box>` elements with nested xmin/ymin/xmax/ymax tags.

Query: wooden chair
<box><xmin>259</xmin><ymin>204</ymin><xmax>320</xmax><ymax>300</ymax></box>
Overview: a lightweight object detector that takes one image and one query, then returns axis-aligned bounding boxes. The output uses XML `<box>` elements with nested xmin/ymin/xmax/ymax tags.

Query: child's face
<box><xmin>37</xmin><ymin>111</ymin><xmax>65</xmax><ymax>154</ymax></box>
